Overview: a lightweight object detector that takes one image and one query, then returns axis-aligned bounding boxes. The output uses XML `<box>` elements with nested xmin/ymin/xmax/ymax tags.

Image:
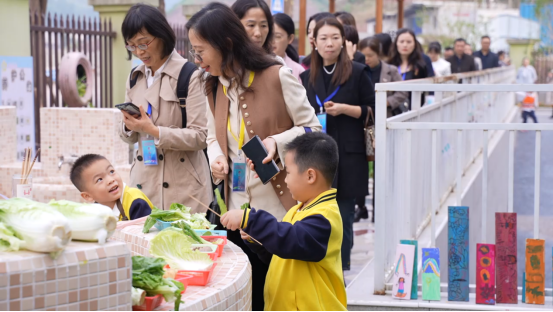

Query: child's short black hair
<box><xmin>70</xmin><ymin>154</ymin><xmax>107</xmax><ymax>192</ymax></box>
<box><xmin>285</xmin><ymin>132</ymin><xmax>338</xmax><ymax>184</ymax></box>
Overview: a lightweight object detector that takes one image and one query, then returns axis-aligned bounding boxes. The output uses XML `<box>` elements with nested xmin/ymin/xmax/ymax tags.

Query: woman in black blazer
<box><xmin>300</xmin><ymin>17</ymin><xmax>374</xmax><ymax>272</ymax></box>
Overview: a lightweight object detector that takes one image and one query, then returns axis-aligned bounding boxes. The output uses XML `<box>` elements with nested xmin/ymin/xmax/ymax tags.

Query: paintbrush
<box><xmin>189</xmin><ymin>195</ymin><xmax>263</xmax><ymax>246</ymax></box>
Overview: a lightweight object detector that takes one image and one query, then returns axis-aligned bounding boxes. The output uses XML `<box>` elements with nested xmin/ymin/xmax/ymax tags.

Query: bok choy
<box><xmin>0</xmin><ymin>198</ymin><xmax>71</xmax><ymax>253</ymax></box>
<box><xmin>48</xmin><ymin>200</ymin><xmax>117</xmax><ymax>244</ymax></box>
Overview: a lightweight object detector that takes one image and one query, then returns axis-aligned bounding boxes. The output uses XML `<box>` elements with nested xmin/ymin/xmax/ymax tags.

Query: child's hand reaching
<box><xmin>220</xmin><ymin>209</ymin><xmax>245</xmax><ymax>231</ymax></box>
<box><xmin>240</xmin><ymin>230</ymin><xmax>251</xmax><ymax>240</ymax></box>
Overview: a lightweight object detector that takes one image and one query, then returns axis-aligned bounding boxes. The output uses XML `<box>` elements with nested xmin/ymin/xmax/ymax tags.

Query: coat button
<box><xmin>246</xmin><ymin>121</ymin><xmax>252</xmax><ymax>126</ymax></box>
<box><xmin>163</xmin><ymin>182</ymin><xmax>169</xmax><ymax>188</ymax></box>
<box><xmin>250</xmin><ymin>130</ymin><xmax>254</xmax><ymax>134</ymax></box>
<box><xmin>279</xmin><ymin>191</ymin><xmax>284</xmax><ymax>196</ymax></box>
<box><xmin>276</xmin><ymin>185</ymin><xmax>281</xmax><ymax>189</ymax></box>
<box><xmin>244</xmin><ymin>113</ymin><xmax>249</xmax><ymax>118</ymax></box>
<box><xmin>240</xmin><ymin>96</ymin><xmax>245</xmax><ymax>100</ymax></box>
<box><xmin>242</xmin><ymin>104</ymin><xmax>247</xmax><ymax>109</ymax></box>
<box><xmin>180</xmin><ymin>158</ymin><xmax>185</xmax><ymax>162</ymax></box>
<box><xmin>272</xmin><ymin>176</ymin><xmax>277</xmax><ymax>181</ymax></box>
<box><xmin>158</xmin><ymin>154</ymin><xmax>164</xmax><ymax>161</ymax></box>
<box><xmin>137</xmin><ymin>184</ymin><xmax>142</xmax><ymax>190</ymax></box>
<box><xmin>137</xmin><ymin>156</ymin><xmax>143</xmax><ymax>161</ymax></box>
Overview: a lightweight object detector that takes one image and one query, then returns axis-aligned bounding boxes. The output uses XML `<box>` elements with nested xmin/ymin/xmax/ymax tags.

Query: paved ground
<box><xmin>513</xmin><ymin>108</ymin><xmax>553</xmax><ymax>288</ymax></box>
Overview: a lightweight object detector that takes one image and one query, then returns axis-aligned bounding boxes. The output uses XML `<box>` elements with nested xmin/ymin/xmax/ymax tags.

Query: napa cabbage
<box><xmin>0</xmin><ymin>198</ymin><xmax>71</xmax><ymax>253</ymax></box>
<box><xmin>0</xmin><ymin>222</ymin><xmax>24</xmax><ymax>252</ymax></box>
<box><xmin>48</xmin><ymin>200</ymin><xmax>117</xmax><ymax>244</ymax></box>
<box><xmin>149</xmin><ymin>229</ymin><xmax>213</xmax><ymax>271</ymax></box>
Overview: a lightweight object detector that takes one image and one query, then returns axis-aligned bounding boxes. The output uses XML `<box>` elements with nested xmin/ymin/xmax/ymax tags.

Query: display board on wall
<box><xmin>0</xmin><ymin>56</ymin><xmax>35</xmax><ymax>161</ymax></box>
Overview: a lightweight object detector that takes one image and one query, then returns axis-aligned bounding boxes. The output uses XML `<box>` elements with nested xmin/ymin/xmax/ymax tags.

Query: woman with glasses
<box><xmin>187</xmin><ymin>3</ymin><xmax>321</xmax><ymax>310</ymax></box>
<box><xmin>118</xmin><ymin>3</ymin><xmax>212</xmax><ymax>212</ymax></box>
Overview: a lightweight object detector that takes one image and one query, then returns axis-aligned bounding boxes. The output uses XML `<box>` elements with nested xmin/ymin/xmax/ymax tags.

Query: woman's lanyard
<box><xmin>315</xmin><ymin>86</ymin><xmax>341</xmax><ymax>114</ymax></box>
<box><xmin>223</xmin><ymin>72</ymin><xmax>255</xmax><ymax>151</ymax></box>
<box><xmin>398</xmin><ymin>67</ymin><xmax>407</xmax><ymax>81</ymax></box>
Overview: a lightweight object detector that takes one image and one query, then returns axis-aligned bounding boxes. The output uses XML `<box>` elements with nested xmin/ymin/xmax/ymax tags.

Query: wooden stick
<box><xmin>23</xmin><ymin>148</ymin><xmax>40</xmax><ymax>184</ymax></box>
<box><xmin>21</xmin><ymin>148</ymin><xmax>30</xmax><ymax>185</ymax></box>
<box><xmin>20</xmin><ymin>148</ymin><xmax>27</xmax><ymax>179</ymax></box>
<box><xmin>188</xmin><ymin>195</ymin><xmax>263</xmax><ymax>246</ymax></box>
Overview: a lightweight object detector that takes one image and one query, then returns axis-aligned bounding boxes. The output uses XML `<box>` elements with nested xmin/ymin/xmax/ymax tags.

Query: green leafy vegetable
<box><xmin>131</xmin><ymin>256</ymin><xmax>184</xmax><ymax>310</ymax></box>
<box><xmin>149</xmin><ymin>229</ymin><xmax>213</xmax><ymax>271</ymax></box>
<box><xmin>240</xmin><ymin>202</ymin><xmax>250</xmax><ymax>210</ymax></box>
<box><xmin>47</xmin><ymin>200</ymin><xmax>117</xmax><ymax>244</ymax></box>
<box><xmin>0</xmin><ymin>222</ymin><xmax>24</xmax><ymax>252</ymax></box>
<box><xmin>143</xmin><ymin>206</ymin><xmax>191</xmax><ymax>233</ymax></box>
<box><xmin>202</xmin><ymin>231</ymin><xmax>212</xmax><ymax>236</ymax></box>
<box><xmin>0</xmin><ymin>198</ymin><xmax>71</xmax><ymax>253</ymax></box>
<box><xmin>172</xmin><ymin>221</ymin><xmax>210</xmax><ymax>245</ymax></box>
<box><xmin>215</xmin><ymin>188</ymin><xmax>227</xmax><ymax>214</ymax></box>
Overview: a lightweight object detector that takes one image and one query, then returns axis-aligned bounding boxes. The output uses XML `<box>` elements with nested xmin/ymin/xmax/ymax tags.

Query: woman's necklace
<box><xmin>324</xmin><ymin>63</ymin><xmax>337</xmax><ymax>75</ymax></box>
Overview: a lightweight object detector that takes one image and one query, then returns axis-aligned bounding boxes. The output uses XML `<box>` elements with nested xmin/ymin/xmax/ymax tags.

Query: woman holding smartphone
<box><xmin>118</xmin><ymin>4</ymin><xmax>211</xmax><ymax>212</ymax></box>
<box><xmin>186</xmin><ymin>3</ymin><xmax>321</xmax><ymax>310</ymax></box>
<box><xmin>300</xmin><ymin>17</ymin><xmax>374</xmax><ymax>272</ymax></box>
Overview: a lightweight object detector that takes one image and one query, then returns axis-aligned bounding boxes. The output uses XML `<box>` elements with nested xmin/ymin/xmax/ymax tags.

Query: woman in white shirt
<box><xmin>427</xmin><ymin>41</ymin><xmax>451</xmax><ymax>77</ymax></box>
<box><xmin>273</xmin><ymin>13</ymin><xmax>305</xmax><ymax>81</ymax></box>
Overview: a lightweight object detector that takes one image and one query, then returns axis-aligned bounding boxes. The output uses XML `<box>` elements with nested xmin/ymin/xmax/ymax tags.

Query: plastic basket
<box><xmin>166</xmin><ymin>263</ymin><xmax>218</xmax><ymax>287</ymax></box>
<box><xmin>175</xmin><ymin>275</ymin><xmax>193</xmax><ymax>294</ymax></box>
<box><xmin>132</xmin><ymin>294</ymin><xmax>164</xmax><ymax>311</ymax></box>
<box><xmin>155</xmin><ymin>220</ymin><xmax>218</xmax><ymax>232</ymax></box>
<box><xmin>201</xmin><ymin>236</ymin><xmax>228</xmax><ymax>258</ymax></box>
<box><xmin>194</xmin><ymin>229</ymin><xmax>227</xmax><ymax>237</ymax></box>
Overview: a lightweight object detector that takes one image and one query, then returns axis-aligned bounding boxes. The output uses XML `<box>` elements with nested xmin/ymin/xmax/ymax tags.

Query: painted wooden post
<box><xmin>495</xmin><ymin>212</ymin><xmax>517</xmax><ymax>304</ymax></box>
<box><xmin>476</xmin><ymin>244</ymin><xmax>496</xmax><ymax>304</ymax></box>
<box><xmin>392</xmin><ymin>244</ymin><xmax>415</xmax><ymax>300</ymax></box>
<box><xmin>525</xmin><ymin>239</ymin><xmax>545</xmax><ymax>305</ymax></box>
<box><xmin>448</xmin><ymin>206</ymin><xmax>469</xmax><ymax>302</ymax></box>
<box><xmin>422</xmin><ymin>248</ymin><xmax>440</xmax><ymax>301</ymax></box>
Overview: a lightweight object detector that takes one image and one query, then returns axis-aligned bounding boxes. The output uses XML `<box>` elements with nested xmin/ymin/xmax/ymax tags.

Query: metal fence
<box><xmin>371</xmin><ymin>66</ymin><xmax>549</xmax><ymax>295</ymax></box>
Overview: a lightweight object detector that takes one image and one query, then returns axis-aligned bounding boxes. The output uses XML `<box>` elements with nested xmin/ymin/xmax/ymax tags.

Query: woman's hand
<box><xmin>324</xmin><ymin>101</ymin><xmax>345</xmax><ymax>116</ymax></box>
<box><xmin>211</xmin><ymin>155</ymin><xmax>229</xmax><ymax>181</ymax></box>
<box><xmin>245</xmin><ymin>137</ymin><xmax>277</xmax><ymax>179</ymax></box>
<box><xmin>122</xmin><ymin>105</ymin><xmax>159</xmax><ymax>138</ymax></box>
<box><xmin>345</xmin><ymin>40</ymin><xmax>357</xmax><ymax>61</ymax></box>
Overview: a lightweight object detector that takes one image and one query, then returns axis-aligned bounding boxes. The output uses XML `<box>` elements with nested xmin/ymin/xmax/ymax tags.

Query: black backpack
<box><xmin>129</xmin><ymin>61</ymin><xmax>198</xmax><ymax>128</ymax></box>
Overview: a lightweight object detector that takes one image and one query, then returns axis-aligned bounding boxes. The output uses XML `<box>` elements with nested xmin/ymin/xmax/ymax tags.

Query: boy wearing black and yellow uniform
<box><xmin>70</xmin><ymin>154</ymin><xmax>152</xmax><ymax>220</ymax></box>
<box><xmin>221</xmin><ymin>133</ymin><xmax>347</xmax><ymax>311</ymax></box>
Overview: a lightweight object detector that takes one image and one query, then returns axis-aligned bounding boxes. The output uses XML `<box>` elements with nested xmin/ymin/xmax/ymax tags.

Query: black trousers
<box><xmin>227</xmin><ymin>229</ymin><xmax>269</xmax><ymax>311</ymax></box>
<box><xmin>522</xmin><ymin>110</ymin><xmax>538</xmax><ymax>123</ymax></box>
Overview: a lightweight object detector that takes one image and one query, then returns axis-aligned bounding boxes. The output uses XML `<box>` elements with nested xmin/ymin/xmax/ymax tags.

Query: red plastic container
<box><xmin>165</xmin><ymin>263</ymin><xmax>218</xmax><ymax>286</ymax></box>
<box><xmin>132</xmin><ymin>294</ymin><xmax>164</xmax><ymax>311</ymax></box>
<box><xmin>202</xmin><ymin>236</ymin><xmax>228</xmax><ymax>257</ymax></box>
<box><xmin>175</xmin><ymin>275</ymin><xmax>193</xmax><ymax>294</ymax></box>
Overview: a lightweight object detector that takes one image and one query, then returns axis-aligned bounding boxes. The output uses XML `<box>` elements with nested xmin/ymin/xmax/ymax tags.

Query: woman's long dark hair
<box><xmin>309</xmin><ymin>17</ymin><xmax>352</xmax><ymax>87</ymax></box>
<box><xmin>302</xmin><ymin>12</ymin><xmax>334</xmax><ymax>67</ymax></box>
<box><xmin>121</xmin><ymin>3</ymin><xmax>175</xmax><ymax>60</ymax></box>
<box><xmin>186</xmin><ymin>2</ymin><xmax>280</xmax><ymax>95</ymax></box>
<box><xmin>273</xmin><ymin>13</ymin><xmax>299</xmax><ymax>62</ymax></box>
<box><xmin>231</xmin><ymin>0</ymin><xmax>274</xmax><ymax>54</ymax></box>
<box><xmin>388</xmin><ymin>28</ymin><xmax>426</xmax><ymax>75</ymax></box>
<box><xmin>374</xmin><ymin>33</ymin><xmax>392</xmax><ymax>60</ymax></box>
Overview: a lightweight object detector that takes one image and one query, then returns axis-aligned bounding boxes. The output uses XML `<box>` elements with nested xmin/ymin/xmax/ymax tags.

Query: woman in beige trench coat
<box><xmin>118</xmin><ymin>4</ymin><xmax>212</xmax><ymax>212</ymax></box>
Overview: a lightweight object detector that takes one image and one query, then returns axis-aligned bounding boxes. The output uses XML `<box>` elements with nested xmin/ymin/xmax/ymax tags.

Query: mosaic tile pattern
<box><xmin>112</xmin><ymin>224</ymin><xmax>252</xmax><ymax>311</ymax></box>
<box><xmin>0</xmin><ymin>106</ymin><xmax>17</xmax><ymax>164</ymax></box>
<box><xmin>0</xmin><ymin>241</ymin><xmax>132</xmax><ymax>311</ymax></box>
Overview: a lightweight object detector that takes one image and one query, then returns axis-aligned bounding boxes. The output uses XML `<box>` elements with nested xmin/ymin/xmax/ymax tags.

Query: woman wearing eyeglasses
<box><xmin>118</xmin><ymin>3</ymin><xmax>212</xmax><ymax>212</ymax></box>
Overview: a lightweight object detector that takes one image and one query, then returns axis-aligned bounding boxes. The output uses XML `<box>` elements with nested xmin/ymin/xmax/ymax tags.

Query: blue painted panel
<box><xmin>448</xmin><ymin>206</ymin><xmax>469</xmax><ymax>301</ymax></box>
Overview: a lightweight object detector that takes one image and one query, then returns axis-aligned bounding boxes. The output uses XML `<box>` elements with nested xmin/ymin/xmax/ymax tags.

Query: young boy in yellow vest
<box><xmin>221</xmin><ymin>132</ymin><xmax>347</xmax><ymax>311</ymax></box>
<box><xmin>70</xmin><ymin>154</ymin><xmax>152</xmax><ymax>221</ymax></box>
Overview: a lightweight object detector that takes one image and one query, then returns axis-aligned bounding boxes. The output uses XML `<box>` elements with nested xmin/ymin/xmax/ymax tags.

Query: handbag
<box><xmin>364</xmin><ymin>107</ymin><xmax>375</xmax><ymax>162</ymax></box>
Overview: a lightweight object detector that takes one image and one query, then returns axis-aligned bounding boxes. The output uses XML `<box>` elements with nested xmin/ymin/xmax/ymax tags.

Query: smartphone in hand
<box><xmin>242</xmin><ymin>135</ymin><xmax>280</xmax><ymax>185</ymax></box>
<box><xmin>115</xmin><ymin>103</ymin><xmax>141</xmax><ymax>118</ymax></box>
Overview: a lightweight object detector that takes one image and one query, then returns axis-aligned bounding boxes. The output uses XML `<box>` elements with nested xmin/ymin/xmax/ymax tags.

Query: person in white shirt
<box><xmin>427</xmin><ymin>41</ymin><xmax>451</xmax><ymax>77</ymax></box>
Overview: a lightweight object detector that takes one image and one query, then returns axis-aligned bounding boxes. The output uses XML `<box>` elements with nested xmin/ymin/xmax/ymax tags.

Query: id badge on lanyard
<box><xmin>141</xmin><ymin>103</ymin><xmax>158</xmax><ymax>166</ymax></box>
<box><xmin>398</xmin><ymin>67</ymin><xmax>406</xmax><ymax>81</ymax></box>
<box><xmin>316</xmin><ymin>86</ymin><xmax>340</xmax><ymax>133</ymax></box>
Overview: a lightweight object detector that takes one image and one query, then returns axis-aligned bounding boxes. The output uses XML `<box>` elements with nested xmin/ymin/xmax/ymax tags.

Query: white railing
<box><xmin>373</xmin><ymin>66</ymin><xmax>553</xmax><ymax>294</ymax></box>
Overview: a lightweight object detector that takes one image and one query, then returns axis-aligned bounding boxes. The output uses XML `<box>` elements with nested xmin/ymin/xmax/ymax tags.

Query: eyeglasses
<box><xmin>126</xmin><ymin>37</ymin><xmax>156</xmax><ymax>52</ymax></box>
<box><xmin>189</xmin><ymin>50</ymin><xmax>203</xmax><ymax>63</ymax></box>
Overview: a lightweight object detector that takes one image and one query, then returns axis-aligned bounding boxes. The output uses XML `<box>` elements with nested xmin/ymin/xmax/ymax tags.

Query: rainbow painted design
<box><xmin>422</xmin><ymin>248</ymin><xmax>440</xmax><ymax>301</ymax></box>
<box><xmin>392</xmin><ymin>244</ymin><xmax>415</xmax><ymax>300</ymax></box>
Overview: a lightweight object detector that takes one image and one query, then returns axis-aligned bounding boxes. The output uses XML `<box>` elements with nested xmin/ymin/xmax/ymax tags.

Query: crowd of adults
<box><xmin>118</xmin><ymin>1</ymin><xmax>515</xmax><ymax>310</ymax></box>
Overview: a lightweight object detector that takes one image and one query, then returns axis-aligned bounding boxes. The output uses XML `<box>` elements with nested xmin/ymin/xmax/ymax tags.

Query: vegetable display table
<box><xmin>0</xmin><ymin>241</ymin><xmax>132</xmax><ymax>311</ymax></box>
<box><xmin>112</xmin><ymin>223</ymin><xmax>252</xmax><ymax>311</ymax></box>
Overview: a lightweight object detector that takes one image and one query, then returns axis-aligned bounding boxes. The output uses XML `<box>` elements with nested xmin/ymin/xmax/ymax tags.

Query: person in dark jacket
<box><xmin>343</xmin><ymin>25</ymin><xmax>365</xmax><ymax>64</ymax></box>
<box><xmin>447</xmin><ymin>38</ymin><xmax>476</xmax><ymax>73</ymax></box>
<box><xmin>473</xmin><ymin>35</ymin><xmax>499</xmax><ymax>70</ymax></box>
<box><xmin>300</xmin><ymin>17</ymin><xmax>374</xmax><ymax>271</ymax></box>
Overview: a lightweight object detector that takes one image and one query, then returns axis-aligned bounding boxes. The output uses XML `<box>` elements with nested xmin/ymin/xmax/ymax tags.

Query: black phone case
<box><xmin>241</xmin><ymin>135</ymin><xmax>280</xmax><ymax>185</ymax></box>
<box><xmin>115</xmin><ymin>102</ymin><xmax>141</xmax><ymax>115</ymax></box>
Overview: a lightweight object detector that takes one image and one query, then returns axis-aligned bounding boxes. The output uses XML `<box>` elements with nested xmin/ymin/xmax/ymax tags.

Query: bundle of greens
<box><xmin>143</xmin><ymin>203</ymin><xmax>212</xmax><ymax>233</ymax></box>
<box><xmin>214</xmin><ymin>189</ymin><xmax>227</xmax><ymax>214</ymax></box>
<box><xmin>132</xmin><ymin>256</ymin><xmax>184</xmax><ymax>310</ymax></box>
<box><xmin>171</xmin><ymin>221</ymin><xmax>211</xmax><ymax>245</ymax></box>
<box><xmin>47</xmin><ymin>200</ymin><xmax>117</xmax><ymax>244</ymax></box>
<box><xmin>0</xmin><ymin>222</ymin><xmax>24</xmax><ymax>252</ymax></box>
<box><xmin>149</xmin><ymin>229</ymin><xmax>214</xmax><ymax>271</ymax></box>
<box><xmin>0</xmin><ymin>198</ymin><xmax>72</xmax><ymax>254</ymax></box>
